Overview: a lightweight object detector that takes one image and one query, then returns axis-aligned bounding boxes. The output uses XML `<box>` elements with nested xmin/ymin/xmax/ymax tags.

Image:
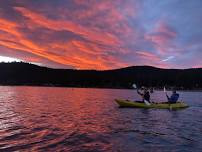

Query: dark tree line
<box><xmin>0</xmin><ymin>62</ymin><xmax>201</xmax><ymax>89</ymax></box>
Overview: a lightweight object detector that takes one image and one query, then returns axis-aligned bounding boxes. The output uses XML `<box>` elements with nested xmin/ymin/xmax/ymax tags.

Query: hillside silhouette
<box><xmin>0</xmin><ymin>62</ymin><xmax>202</xmax><ymax>89</ymax></box>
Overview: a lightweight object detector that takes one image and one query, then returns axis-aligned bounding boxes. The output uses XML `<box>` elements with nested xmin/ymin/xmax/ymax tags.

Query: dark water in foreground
<box><xmin>0</xmin><ymin>87</ymin><xmax>201</xmax><ymax>152</ymax></box>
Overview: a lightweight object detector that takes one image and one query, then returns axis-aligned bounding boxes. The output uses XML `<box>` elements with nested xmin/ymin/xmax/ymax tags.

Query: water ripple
<box><xmin>0</xmin><ymin>87</ymin><xmax>201</xmax><ymax>151</ymax></box>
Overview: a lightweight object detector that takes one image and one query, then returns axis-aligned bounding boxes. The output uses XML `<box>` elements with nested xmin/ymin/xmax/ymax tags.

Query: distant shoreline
<box><xmin>1</xmin><ymin>84</ymin><xmax>202</xmax><ymax>92</ymax></box>
<box><xmin>0</xmin><ymin>62</ymin><xmax>201</xmax><ymax>90</ymax></box>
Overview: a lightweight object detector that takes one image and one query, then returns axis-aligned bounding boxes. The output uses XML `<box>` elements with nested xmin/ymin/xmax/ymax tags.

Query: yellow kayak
<box><xmin>115</xmin><ymin>99</ymin><xmax>189</xmax><ymax>109</ymax></box>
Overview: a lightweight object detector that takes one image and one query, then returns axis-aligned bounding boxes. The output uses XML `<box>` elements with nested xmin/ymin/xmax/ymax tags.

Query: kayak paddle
<box><xmin>164</xmin><ymin>86</ymin><xmax>172</xmax><ymax>110</ymax></box>
<box><xmin>132</xmin><ymin>83</ymin><xmax>137</xmax><ymax>89</ymax></box>
<box><xmin>163</xmin><ymin>86</ymin><xmax>166</xmax><ymax>93</ymax></box>
<box><xmin>144</xmin><ymin>99</ymin><xmax>151</xmax><ymax>106</ymax></box>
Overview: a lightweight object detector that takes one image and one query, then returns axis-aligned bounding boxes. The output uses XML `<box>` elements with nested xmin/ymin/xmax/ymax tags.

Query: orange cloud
<box><xmin>14</xmin><ymin>7</ymin><xmax>120</xmax><ymax>47</ymax></box>
<box><xmin>0</xmin><ymin>16</ymin><xmax>128</xmax><ymax>69</ymax></box>
<box><xmin>0</xmin><ymin>1</ymin><xmax>181</xmax><ymax>70</ymax></box>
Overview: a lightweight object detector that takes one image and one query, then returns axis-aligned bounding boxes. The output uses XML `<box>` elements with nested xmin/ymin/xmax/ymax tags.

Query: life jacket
<box><xmin>169</xmin><ymin>93</ymin><xmax>179</xmax><ymax>103</ymax></box>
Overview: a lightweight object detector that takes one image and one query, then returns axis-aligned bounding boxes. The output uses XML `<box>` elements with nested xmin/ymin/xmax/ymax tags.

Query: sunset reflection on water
<box><xmin>0</xmin><ymin>86</ymin><xmax>201</xmax><ymax>151</ymax></box>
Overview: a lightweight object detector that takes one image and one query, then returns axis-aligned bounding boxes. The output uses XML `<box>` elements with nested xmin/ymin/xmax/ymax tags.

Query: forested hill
<box><xmin>0</xmin><ymin>62</ymin><xmax>202</xmax><ymax>89</ymax></box>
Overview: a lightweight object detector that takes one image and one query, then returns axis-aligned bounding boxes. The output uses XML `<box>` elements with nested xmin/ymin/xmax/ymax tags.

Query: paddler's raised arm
<box><xmin>137</xmin><ymin>89</ymin><xmax>143</xmax><ymax>96</ymax></box>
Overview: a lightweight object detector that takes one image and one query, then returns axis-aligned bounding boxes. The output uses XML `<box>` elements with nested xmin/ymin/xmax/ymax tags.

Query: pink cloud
<box><xmin>0</xmin><ymin>1</ymin><xmax>187</xmax><ymax>70</ymax></box>
<box><xmin>133</xmin><ymin>50</ymin><xmax>170</xmax><ymax>68</ymax></box>
<box><xmin>145</xmin><ymin>21</ymin><xmax>178</xmax><ymax>55</ymax></box>
<box><xmin>0</xmin><ymin>7</ymin><xmax>132</xmax><ymax>70</ymax></box>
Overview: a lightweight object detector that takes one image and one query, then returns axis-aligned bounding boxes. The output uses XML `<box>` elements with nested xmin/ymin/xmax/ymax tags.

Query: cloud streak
<box><xmin>0</xmin><ymin>0</ymin><xmax>201</xmax><ymax>69</ymax></box>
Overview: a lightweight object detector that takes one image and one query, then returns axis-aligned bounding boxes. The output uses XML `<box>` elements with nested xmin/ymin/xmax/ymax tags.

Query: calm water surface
<box><xmin>0</xmin><ymin>86</ymin><xmax>201</xmax><ymax>152</ymax></box>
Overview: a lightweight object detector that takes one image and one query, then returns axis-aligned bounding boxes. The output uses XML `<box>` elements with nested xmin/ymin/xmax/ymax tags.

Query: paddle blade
<box><xmin>163</xmin><ymin>86</ymin><xmax>166</xmax><ymax>92</ymax></box>
<box><xmin>144</xmin><ymin>100</ymin><xmax>151</xmax><ymax>106</ymax></box>
<box><xmin>132</xmin><ymin>84</ymin><xmax>137</xmax><ymax>89</ymax></box>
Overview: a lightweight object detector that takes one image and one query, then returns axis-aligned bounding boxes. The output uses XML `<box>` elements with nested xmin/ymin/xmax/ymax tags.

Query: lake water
<box><xmin>0</xmin><ymin>86</ymin><xmax>201</xmax><ymax>152</ymax></box>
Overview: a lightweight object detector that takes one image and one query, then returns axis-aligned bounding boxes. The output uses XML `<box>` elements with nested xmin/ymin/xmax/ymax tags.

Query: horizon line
<box><xmin>0</xmin><ymin>61</ymin><xmax>201</xmax><ymax>71</ymax></box>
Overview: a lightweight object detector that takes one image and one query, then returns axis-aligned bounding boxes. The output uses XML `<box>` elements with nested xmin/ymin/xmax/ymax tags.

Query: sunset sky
<box><xmin>0</xmin><ymin>0</ymin><xmax>202</xmax><ymax>69</ymax></box>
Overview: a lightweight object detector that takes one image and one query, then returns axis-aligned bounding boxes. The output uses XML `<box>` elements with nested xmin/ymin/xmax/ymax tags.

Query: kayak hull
<box><xmin>115</xmin><ymin>99</ymin><xmax>189</xmax><ymax>109</ymax></box>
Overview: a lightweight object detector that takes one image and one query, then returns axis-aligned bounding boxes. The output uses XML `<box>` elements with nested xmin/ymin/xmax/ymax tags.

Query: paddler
<box><xmin>166</xmin><ymin>90</ymin><xmax>179</xmax><ymax>103</ymax></box>
<box><xmin>137</xmin><ymin>87</ymin><xmax>151</xmax><ymax>104</ymax></box>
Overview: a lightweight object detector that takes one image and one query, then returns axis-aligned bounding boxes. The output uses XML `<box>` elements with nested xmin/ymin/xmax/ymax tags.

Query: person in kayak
<box><xmin>166</xmin><ymin>90</ymin><xmax>179</xmax><ymax>103</ymax></box>
<box><xmin>137</xmin><ymin>87</ymin><xmax>151</xmax><ymax>103</ymax></box>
